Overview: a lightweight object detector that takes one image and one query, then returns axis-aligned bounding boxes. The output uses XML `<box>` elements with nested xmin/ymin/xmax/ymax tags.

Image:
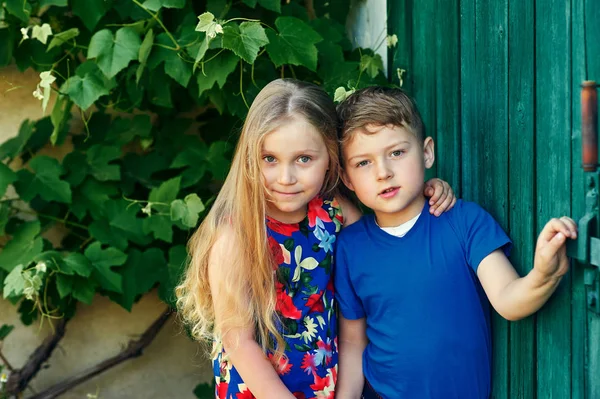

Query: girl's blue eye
<box><xmin>356</xmin><ymin>160</ymin><xmax>369</xmax><ymax>168</ymax></box>
<box><xmin>298</xmin><ymin>156</ymin><xmax>311</xmax><ymax>163</ymax></box>
<box><xmin>391</xmin><ymin>150</ymin><xmax>404</xmax><ymax>157</ymax></box>
<box><xmin>264</xmin><ymin>156</ymin><xmax>276</xmax><ymax>163</ymax></box>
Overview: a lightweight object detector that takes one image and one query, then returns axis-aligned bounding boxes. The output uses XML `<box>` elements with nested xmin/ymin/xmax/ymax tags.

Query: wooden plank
<box><xmin>507</xmin><ymin>0</ymin><xmax>536</xmax><ymax>397</ymax></box>
<box><xmin>434</xmin><ymin>0</ymin><xmax>461</xmax><ymax>196</ymax></box>
<box><xmin>535</xmin><ymin>0</ymin><xmax>572</xmax><ymax>397</ymax></box>
<box><xmin>473</xmin><ymin>2</ymin><xmax>510</xmax><ymax>398</ymax></box>
<box><xmin>570</xmin><ymin>1</ymin><xmax>587</xmax><ymax>398</ymax></box>
<box><xmin>387</xmin><ymin>0</ymin><xmax>412</xmax><ymax>92</ymax></box>
<box><xmin>411</xmin><ymin>0</ymin><xmax>438</xmax><ymax>180</ymax></box>
<box><xmin>584</xmin><ymin>2</ymin><xmax>600</xmax><ymax>397</ymax></box>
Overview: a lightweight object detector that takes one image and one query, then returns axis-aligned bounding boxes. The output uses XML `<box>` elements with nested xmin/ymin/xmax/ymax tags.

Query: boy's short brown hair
<box><xmin>337</xmin><ymin>86</ymin><xmax>425</xmax><ymax>146</ymax></box>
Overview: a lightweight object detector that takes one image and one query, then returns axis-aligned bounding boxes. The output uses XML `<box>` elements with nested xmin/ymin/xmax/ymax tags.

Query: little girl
<box><xmin>176</xmin><ymin>79</ymin><xmax>454</xmax><ymax>399</ymax></box>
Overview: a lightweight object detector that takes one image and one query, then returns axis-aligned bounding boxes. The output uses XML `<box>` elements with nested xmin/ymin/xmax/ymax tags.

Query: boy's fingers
<box><xmin>539</xmin><ymin>218</ymin><xmax>577</xmax><ymax>244</ymax></box>
<box><xmin>559</xmin><ymin>216</ymin><xmax>578</xmax><ymax>237</ymax></box>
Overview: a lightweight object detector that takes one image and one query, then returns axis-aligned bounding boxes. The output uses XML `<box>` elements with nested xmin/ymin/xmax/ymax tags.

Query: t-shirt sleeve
<box><xmin>454</xmin><ymin>200</ymin><xmax>512</xmax><ymax>272</ymax></box>
<box><xmin>334</xmin><ymin>236</ymin><xmax>365</xmax><ymax>319</ymax></box>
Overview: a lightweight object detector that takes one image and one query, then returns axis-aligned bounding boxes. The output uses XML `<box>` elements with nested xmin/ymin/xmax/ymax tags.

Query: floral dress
<box><xmin>213</xmin><ymin>196</ymin><xmax>343</xmax><ymax>399</ymax></box>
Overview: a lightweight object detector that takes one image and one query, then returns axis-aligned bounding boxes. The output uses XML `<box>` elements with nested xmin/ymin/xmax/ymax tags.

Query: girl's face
<box><xmin>261</xmin><ymin>117</ymin><xmax>330</xmax><ymax>223</ymax></box>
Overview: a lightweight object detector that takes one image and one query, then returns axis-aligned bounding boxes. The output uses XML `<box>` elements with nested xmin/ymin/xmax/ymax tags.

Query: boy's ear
<box><xmin>340</xmin><ymin>168</ymin><xmax>355</xmax><ymax>191</ymax></box>
<box><xmin>423</xmin><ymin>137</ymin><xmax>435</xmax><ymax>169</ymax></box>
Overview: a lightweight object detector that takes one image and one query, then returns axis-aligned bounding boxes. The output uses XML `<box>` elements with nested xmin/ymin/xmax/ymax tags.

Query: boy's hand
<box><xmin>424</xmin><ymin>178</ymin><xmax>456</xmax><ymax>216</ymax></box>
<box><xmin>533</xmin><ymin>217</ymin><xmax>578</xmax><ymax>279</ymax></box>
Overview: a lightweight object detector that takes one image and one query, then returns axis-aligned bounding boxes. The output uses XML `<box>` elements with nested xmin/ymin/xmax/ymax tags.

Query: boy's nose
<box><xmin>376</xmin><ymin>162</ymin><xmax>393</xmax><ymax>180</ymax></box>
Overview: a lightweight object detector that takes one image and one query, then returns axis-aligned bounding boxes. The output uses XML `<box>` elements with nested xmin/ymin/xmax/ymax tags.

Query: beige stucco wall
<box><xmin>0</xmin><ymin>66</ymin><xmax>212</xmax><ymax>399</ymax></box>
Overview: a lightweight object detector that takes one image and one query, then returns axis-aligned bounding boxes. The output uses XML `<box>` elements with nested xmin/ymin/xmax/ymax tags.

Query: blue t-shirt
<box><xmin>335</xmin><ymin>200</ymin><xmax>512</xmax><ymax>399</ymax></box>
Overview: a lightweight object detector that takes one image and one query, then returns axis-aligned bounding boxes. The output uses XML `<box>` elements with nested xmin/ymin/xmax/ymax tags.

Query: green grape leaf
<box><xmin>0</xmin><ymin>120</ymin><xmax>35</xmax><ymax>162</ymax></box>
<box><xmin>62</xmin><ymin>253</ymin><xmax>93</xmax><ymax>277</ymax></box>
<box><xmin>5</xmin><ymin>0</ymin><xmax>32</xmax><ymax>22</ymax></box>
<box><xmin>0</xmin><ymin>163</ymin><xmax>17</xmax><ymax>197</ymax></box>
<box><xmin>3</xmin><ymin>265</ymin><xmax>25</xmax><ymax>299</ymax></box>
<box><xmin>106</xmin><ymin>200</ymin><xmax>151</xmax><ymax>246</ymax></box>
<box><xmin>15</xmin><ymin>156</ymin><xmax>72</xmax><ymax>203</ymax></box>
<box><xmin>136</xmin><ymin>29</ymin><xmax>154</xmax><ymax>84</ymax></box>
<box><xmin>87</xmin><ymin>145</ymin><xmax>121</xmax><ymax>181</ymax></box>
<box><xmin>56</xmin><ymin>274</ymin><xmax>73</xmax><ymax>298</ymax></box>
<box><xmin>149</xmin><ymin>176</ymin><xmax>181</xmax><ymax>209</ymax></box>
<box><xmin>266</xmin><ymin>17</ymin><xmax>323</xmax><ymax>71</ymax></box>
<box><xmin>158</xmin><ymin>245</ymin><xmax>188</xmax><ymax>306</ymax></box>
<box><xmin>143</xmin><ymin>215</ymin><xmax>173</xmax><ymax>243</ymax></box>
<box><xmin>165</xmin><ymin>52</ymin><xmax>192</xmax><ymax>87</ymax></box>
<box><xmin>71</xmin><ymin>276</ymin><xmax>96</xmax><ymax>304</ymax></box>
<box><xmin>89</xmin><ymin>220</ymin><xmax>129</xmax><ymax>251</ymax></box>
<box><xmin>206</xmin><ymin>141</ymin><xmax>231</xmax><ymax>180</ymax></box>
<box><xmin>0</xmin><ymin>204</ymin><xmax>10</xmax><ymax>236</ymax></box>
<box><xmin>257</xmin><ymin>0</ymin><xmax>280</xmax><ymax>12</ymax></box>
<box><xmin>47</xmin><ymin>28</ymin><xmax>80</xmax><ymax>51</ymax></box>
<box><xmin>221</xmin><ymin>22</ymin><xmax>269</xmax><ymax>64</ymax></box>
<box><xmin>50</xmin><ymin>94</ymin><xmax>72</xmax><ymax>145</ymax></box>
<box><xmin>62</xmin><ymin>61</ymin><xmax>115</xmax><ymax>111</ymax></box>
<box><xmin>115</xmin><ymin>248</ymin><xmax>166</xmax><ymax>311</ymax></box>
<box><xmin>84</xmin><ymin>242</ymin><xmax>127</xmax><ymax>293</ymax></box>
<box><xmin>0</xmin><ymin>324</ymin><xmax>14</xmax><ymax>340</ymax></box>
<box><xmin>242</xmin><ymin>0</ymin><xmax>257</xmax><ymax>7</ymax></box>
<box><xmin>0</xmin><ymin>222</ymin><xmax>43</xmax><ymax>273</ymax></box>
<box><xmin>170</xmin><ymin>194</ymin><xmax>205</xmax><ymax>228</ymax></box>
<box><xmin>0</xmin><ymin>28</ymin><xmax>15</xmax><ymax>68</ymax></box>
<box><xmin>40</xmin><ymin>0</ymin><xmax>68</xmax><ymax>6</ymax></box>
<box><xmin>88</xmin><ymin>28</ymin><xmax>142</xmax><ymax>79</ymax></box>
<box><xmin>142</xmin><ymin>0</ymin><xmax>185</xmax><ymax>11</ymax></box>
<box><xmin>71</xmin><ymin>179</ymin><xmax>118</xmax><ymax>220</ymax></box>
<box><xmin>196</xmin><ymin>50</ymin><xmax>238</xmax><ymax>95</ymax></box>
<box><xmin>360</xmin><ymin>54</ymin><xmax>384</xmax><ymax>79</ymax></box>
<box><xmin>72</xmin><ymin>0</ymin><xmax>113</xmax><ymax>31</ymax></box>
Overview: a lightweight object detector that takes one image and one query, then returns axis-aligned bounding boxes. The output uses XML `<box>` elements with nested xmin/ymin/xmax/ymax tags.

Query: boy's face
<box><xmin>342</xmin><ymin>124</ymin><xmax>434</xmax><ymax>227</ymax></box>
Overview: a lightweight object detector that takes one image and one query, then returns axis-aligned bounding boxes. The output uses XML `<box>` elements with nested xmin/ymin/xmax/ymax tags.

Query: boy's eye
<box><xmin>356</xmin><ymin>160</ymin><xmax>369</xmax><ymax>168</ymax></box>
<box><xmin>298</xmin><ymin>156</ymin><xmax>311</xmax><ymax>163</ymax></box>
<box><xmin>391</xmin><ymin>150</ymin><xmax>405</xmax><ymax>157</ymax></box>
<box><xmin>263</xmin><ymin>155</ymin><xmax>276</xmax><ymax>163</ymax></box>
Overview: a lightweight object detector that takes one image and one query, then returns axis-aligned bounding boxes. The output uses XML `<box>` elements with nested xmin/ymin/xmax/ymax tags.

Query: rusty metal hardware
<box><xmin>567</xmin><ymin>81</ymin><xmax>600</xmax><ymax>313</ymax></box>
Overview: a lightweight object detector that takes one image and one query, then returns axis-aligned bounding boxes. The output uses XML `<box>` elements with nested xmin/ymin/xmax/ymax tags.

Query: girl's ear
<box><xmin>340</xmin><ymin>169</ymin><xmax>355</xmax><ymax>191</ymax></box>
<box><xmin>423</xmin><ymin>137</ymin><xmax>435</xmax><ymax>169</ymax></box>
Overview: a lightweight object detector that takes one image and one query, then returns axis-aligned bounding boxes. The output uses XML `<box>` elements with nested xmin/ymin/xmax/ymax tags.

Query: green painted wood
<box><xmin>535</xmin><ymin>0</ymin><xmax>573</xmax><ymax>397</ymax></box>
<box><xmin>387</xmin><ymin>0</ymin><xmax>413</xmax><ymax>93</ymax></box>
<box><xmin>433</xmin><ymin>0</ymin><xmax>461</xmax><ymax>196</ymax></box>
<box><xmin>411</xmin><ymin>0</ymin><xmax>438</xmax><ymax>181</ymax></box>
<box><xmin>507</xmin><ymin>0</ymin><xmax>536</xmax><ymax>397</ymax></box>
<box><xmin>472</xmin><ymin>3</ymin><xmax>510</xmax><ymax>398</ymax></box>
<box><xmin>584</xmin><ymin>2</ymin><xmax>600</xmax><ymax>397</ymax></box>
<box><xmin>570</xmin><ymin>1</ymin><xmax>587</xmax><ymax>398</ymax></box>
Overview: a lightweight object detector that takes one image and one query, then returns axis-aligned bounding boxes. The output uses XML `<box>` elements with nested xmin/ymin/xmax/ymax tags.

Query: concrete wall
<box><xmin>0</xmin><ymin>66</ymin><xmax>212</xmax><ymax>399</ymax></box>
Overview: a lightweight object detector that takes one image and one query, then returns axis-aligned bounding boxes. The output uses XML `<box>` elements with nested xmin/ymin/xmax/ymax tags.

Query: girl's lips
<box><xmin>379</xmin><ymin>187</ymin><xmax>400</xmax><ymax>198</ymax></box>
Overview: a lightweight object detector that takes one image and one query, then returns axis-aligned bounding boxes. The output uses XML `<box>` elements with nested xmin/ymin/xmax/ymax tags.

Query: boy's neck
<box><xmin>374</xmin><ymin>195</ymin><xmax>426</xmax><ymax>227</ymax></box>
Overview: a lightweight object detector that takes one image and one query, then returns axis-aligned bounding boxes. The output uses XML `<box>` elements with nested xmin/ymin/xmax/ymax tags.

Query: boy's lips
<box><xmin>379</xmin><ymin>186</ymin><xmax>400</xmax><ymax>198</ymax></box>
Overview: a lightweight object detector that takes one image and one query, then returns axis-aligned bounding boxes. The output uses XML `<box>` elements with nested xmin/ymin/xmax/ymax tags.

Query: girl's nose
<box><xmin>277</xmin><ymin>165</ymin><xmax>297</xmax><ymax>185</ymax></box>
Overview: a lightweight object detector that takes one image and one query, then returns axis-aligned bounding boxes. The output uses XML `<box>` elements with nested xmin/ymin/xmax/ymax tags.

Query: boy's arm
<box><xmin>477</xmin><ymin>217</ymin><xmax>577</xmax><ymax>321</ymax></box>
<box><xmin>337</xmin><ymin>315</ymin><xmax>368</xmax><ymax>399</ymax></box>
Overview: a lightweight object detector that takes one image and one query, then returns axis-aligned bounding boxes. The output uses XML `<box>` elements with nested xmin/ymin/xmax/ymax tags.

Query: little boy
<box><xmin>334</xmin><ymin>87</ymin><xmax>578</xmax><ymax>399</ymax></box>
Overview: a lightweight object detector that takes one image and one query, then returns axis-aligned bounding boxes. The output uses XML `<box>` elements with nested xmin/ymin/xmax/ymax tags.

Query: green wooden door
<box><xmin>388</xmin><ymin>0</ymin><xmax>599</xmax><ymax>397</ymax></box>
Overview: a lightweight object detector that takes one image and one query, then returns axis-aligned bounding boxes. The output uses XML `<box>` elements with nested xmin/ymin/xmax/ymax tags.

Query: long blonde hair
<box><xmin>176</xmin><ymin>79</ymin><xmax>340</xmax><ymax>361</ymax></box>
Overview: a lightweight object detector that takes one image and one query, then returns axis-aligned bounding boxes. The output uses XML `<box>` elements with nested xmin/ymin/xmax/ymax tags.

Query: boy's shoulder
<box><xmin>442</xmin><ymin>199</ymin><xmax>489</xmax><ymax>221</ymax></box>
<box><xmin>338</xmin><ymin>214</ymin><xmax>371</xmax><ymax>243</ymax></box>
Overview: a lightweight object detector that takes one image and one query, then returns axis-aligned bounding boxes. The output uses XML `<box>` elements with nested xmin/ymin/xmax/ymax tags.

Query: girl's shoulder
<box><xmin>334</xmin><ymin>195</ymin><xmax>362</xmax><ymax>227</ymax></box>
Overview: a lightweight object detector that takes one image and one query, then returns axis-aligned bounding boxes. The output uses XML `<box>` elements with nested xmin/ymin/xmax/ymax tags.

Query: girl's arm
<box><xmin>337</xmin><ymin>315</ymin><xmax>368</xmax><ymax>398</ymax></box>
<box><xmin>424</xmin><ymin>178</ymin><xmax>457</xmax><ymax>216</ymax></box>
<box><xmin>337</xmin><ymin>196</ymin><xmax>362</xmax><ymax>227</ymax></box>
<box><xmin>208</xmin><ymin>229</ymin><xmax>296</xmax><ymax>399</ymax></box>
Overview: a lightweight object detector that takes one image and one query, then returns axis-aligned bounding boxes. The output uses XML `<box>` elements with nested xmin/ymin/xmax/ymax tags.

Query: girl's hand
<box><xmin>424</xmin><ymin>178</ymin><xmax>456</xmax><ymax>216</ymax></box>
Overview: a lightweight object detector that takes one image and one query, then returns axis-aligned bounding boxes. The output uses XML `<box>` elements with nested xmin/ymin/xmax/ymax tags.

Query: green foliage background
<box><xmin>0</xmin><ymin>0</ymin><xmax>386</xmax><ymax>336</ymax></box>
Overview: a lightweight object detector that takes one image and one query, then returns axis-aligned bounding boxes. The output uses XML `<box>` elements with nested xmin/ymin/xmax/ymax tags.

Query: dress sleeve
<box><xmin>453</xmin><ymin>200</ymin><xmax>513</xmax><ymax>272</ymax></box>
<box><xmin>334</xmin><ymin>236</ymin><xmax>366</xmax><ymax>319</ymax></box>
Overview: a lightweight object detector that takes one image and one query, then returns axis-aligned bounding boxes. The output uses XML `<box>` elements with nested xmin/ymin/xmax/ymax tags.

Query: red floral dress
<box><xmin>212</xmin><ymin>196</ymin><xmax>343</xmax><ymax>399</ymax></box>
